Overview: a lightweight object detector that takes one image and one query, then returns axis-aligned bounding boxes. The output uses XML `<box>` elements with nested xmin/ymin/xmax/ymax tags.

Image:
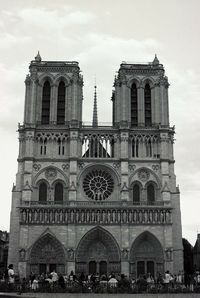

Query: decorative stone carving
<box><xmin>62</xmin><ymin>164</ymin><xmax>69</xmax><ymax>171</ymax></box>
<box><xmin>121</xmin><ymin>182</ymin><xmax>129</xmax><ymax>192</ymax></box>
<box><xmin>83</xmin><ymin>169</ymin><xmax>114</xmax><ymax>201</ymax></box>
<box><xmin>67</xmin><ymin>248</ymin><xmax>74</xmax><ymax>260</ymax></box>
<box><xmin>152</xmin><ymin>165</ymin><xmax>159</xmax><ymax>171</ymax></box>
<box><xmin>138</xmin><ymin>169</ymin><xmax>150</xmax><ymax>182</ymax></box>
<box><xmin>122</xmin><ymin>248</ymin><xmax>129</xmax><ymax>260</ymax></box>
<box><xmin>20</xmin><ymin>207</ymin><xmax>172</xmax><ymax>225</ymax></box>
<box><xmin>45</xmin><ymin>168</ymin><xmax>57</xmax><ymax>180</ymax></box>
<box><xmin>113</xmin><ymin>162</ymin><xmax>120</xmax><ymax>169</ymax></box>
<box><xmin>165</xmin><ymin>248</ymin><xmax>173</xmax><ymax>261</ymax></box>
<box><xmin>33</xmin><ymin>164</ymin><xmax>41</xmax><ymax>171</ymax></box>
<box><xmin>69</xmin><ymin>181</ymin><xmax>76</xmax><ymax>190</ymax></box>
<box><xmin>25</xmin><ymin>74</ymin><xmax>31</xmax><ymax>85</ymax></box>
<box><xmin>19</xmin><ymin>249</ymin><xmax>26</xmax><ymax>261</ymax></box>
<box><xmin>78</xmin><ymin>162</ymin><xmax>85</xmax><ymax>169</ymax></box>
<box><xmin>129</xmin><ymin>164</ymin><xmax>136</xmax><ymax>172</ymax></box>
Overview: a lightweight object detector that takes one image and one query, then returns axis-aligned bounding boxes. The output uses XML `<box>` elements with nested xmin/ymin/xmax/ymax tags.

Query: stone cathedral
<box><xmin>8</xmin><ymin>53</ymin><xmax>183</xmax><ymax>278</ymax></box>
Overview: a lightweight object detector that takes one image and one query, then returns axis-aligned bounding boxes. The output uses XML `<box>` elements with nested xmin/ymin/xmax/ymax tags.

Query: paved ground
<box><xmin>1</xmin><ymin>293</ymin><xmax>200</xmax><ymax>298</ymax></box>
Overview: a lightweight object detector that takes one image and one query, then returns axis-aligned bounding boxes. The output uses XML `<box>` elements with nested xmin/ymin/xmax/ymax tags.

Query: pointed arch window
<box><xmin>57</xmin><ymin>81</ymin><xmax>65</xmax><ymax>125</ymax></box>
<box><xmin>39</xmin><ymin>182</ymin><xmax>47</xmax><ymax>202</ymax></box>
<box><xmin>144</xmin><ymin>84</ymin><xmax>152</xmax><ymax>126</ymax></box>
<box><xmin>41</xmin><ymin>81</ymin><xmax>51</xmax><ymax>124</ymax></box>
<box><xmin>54</xmin><ymin>182</ymin><xmax>63</xmax><ymax>203</ymax></box>
<box><xmin>132</xmin><ymin>138</ymin><xmax>139</xmax><ymax>157</ymax></box>
<box><xmin>133</xmin><ymin>184</ymin><xmax>140</xmax><ymax>204</ymax></box>
<box><xmin>147</xmin><ymin>184</ymin><xmax>155</xmax><ymax>204</ymax></box>
<box><xmin>131</xmin><ymin>83</ymin><xmax>138</xmax><ymax>126</ymax></box>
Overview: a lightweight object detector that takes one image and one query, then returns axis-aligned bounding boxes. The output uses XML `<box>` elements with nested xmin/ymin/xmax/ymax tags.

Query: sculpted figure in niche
<box><xmin>19</xmin><ymin>249</ymin><xmax>26</xmax><ymax>261</ymax></box>
<box><xmin>68</xmin><ymin>249</ymin><xmax>74</xmax><ymax>260</ymax></box>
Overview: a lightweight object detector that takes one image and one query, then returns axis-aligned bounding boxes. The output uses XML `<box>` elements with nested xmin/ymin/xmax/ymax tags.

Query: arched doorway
<box><xmin>130</xmin><ymin>231</ymin><xmax>164</xmax><ymax>278</ymax></box>
<box><xmin>29</xmin><ymin>233</ymin><xmax>65</xmax><ymax>275</ymax></box>
<box><xmin>76</xmin><ymin>227</ymin><xmax>121</xmax><ymax>276</ymax></box>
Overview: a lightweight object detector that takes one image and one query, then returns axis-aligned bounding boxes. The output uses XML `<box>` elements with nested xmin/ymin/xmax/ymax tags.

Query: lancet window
<box><xmin>144</xmin><ymin>84</ymin><xmax>152</xmax><ymax>126</ymax></box>
<box><xmin>58</xmin><ymin>138</ymin><xmax>65</xmax><ymax>155</ymax></box>
<box><xmin>39</xmin><ymin>182</ymin><xmax>47</xmax><ymax>202</ymax></box>
<box><xmin>82</xmin><ymin>134</ymin><xmax>115</xmax><ymax>158</ymax></box>
<box><xmin>130</xmin><ymin>135</ymin><xmax>159</xmax><ymax>158</ymax></box>
<box><xmin>41</xmin><ymin>81</ymin><xmax>51</xmax><ymax>124</ymax></box>
<box><xmin>54</xmin><ymin>182</ymin><xmax>63</xmax><ymax>203</ymax></box>
<box><xmin>57</xmin><ymin>81</ymin><xmax>65</xmax><ymax>124</ymax></box>
<box><xmin>131</xmin><ymin>83</ymin><xmax>138</xmax><ymax>126</ymax></box>
<box><xmin>133</xmin><ymin>184</ymin><xmax>140</xmax><ymax>204</ymax></box>
<box><xmin>147</xmin><ymin>183</ymin><xmax>155</xmax><ymax>204</ymax></box>
<box><xmin>40</xmin><ymin>138</ymin><xmax>47</xmax><ymax>155</ymax></box>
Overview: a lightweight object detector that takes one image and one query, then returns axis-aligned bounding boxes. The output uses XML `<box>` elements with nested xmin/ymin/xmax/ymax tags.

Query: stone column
<box><xmin>115</xmin><ymin>81</ymin><xmax>121</xmax><ymax>124</ymax></box>
<box><xmin>121</xmin><ymin>225</ymin><xmax>129</xmax><ymax>276</ymax></box>
<box><xmin>69</xmin><ymin>130</ymin><xmax>79</xmax><ymax>201</ymax></box>
<box><xmin>151</xmin><ymin>86</ymin><xmax>156</xmax><ymax>125</ymax></box>
<box><xmin>71</xmin><ymin>73</ymin><xmax>79</xmax><ymax>121</ymax></box>
<box><xmin>24</xmin><ymin>75</ymin><xmax>31</xmax><ymax>124</ymax></box>
<box><xmin>120</xmin><ymin>132</ymin><xmax>129</xmax><ymax>201</ymax></box>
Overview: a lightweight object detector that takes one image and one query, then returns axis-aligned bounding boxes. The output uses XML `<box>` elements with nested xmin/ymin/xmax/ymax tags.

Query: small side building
<box><xmin>193</xmin><ymin>234</ymin><xmax>200</xmax><ymax>272</ymax></box>
<box><xmin>0</xmin><ymin>231</ymin><xmax>9</xmax><ymax>274</ymax></box>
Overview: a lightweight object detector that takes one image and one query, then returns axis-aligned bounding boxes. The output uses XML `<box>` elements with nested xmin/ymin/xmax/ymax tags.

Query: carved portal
<box><xmin>30</xmin><ymin>233</ymin><xmax>65</xmax><ymax>275</ymax></box>
<box><xmin>76</xmin><ymin>227</ymin><xmax>121</xmax><ymax>275</ymax></box>
<box><xmin>130</xmin><ymin>232</ymin><xmax>164</xmax><ymax>277</ymax></box>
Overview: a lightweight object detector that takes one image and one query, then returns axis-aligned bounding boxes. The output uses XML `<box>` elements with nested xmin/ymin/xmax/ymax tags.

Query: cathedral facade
<box><xmin>8</xmin><ymin>53</ymin><xmax>183</xmax><ymax>278</ymax></box>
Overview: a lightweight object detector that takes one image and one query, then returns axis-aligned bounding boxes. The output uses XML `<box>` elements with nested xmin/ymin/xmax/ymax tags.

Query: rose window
<box><xmin>83</xmin><ymin>169</ymin><xmax>114</xmax><ymax>201</ymax></box>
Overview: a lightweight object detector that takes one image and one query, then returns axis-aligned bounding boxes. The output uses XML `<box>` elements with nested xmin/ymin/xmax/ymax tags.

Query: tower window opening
<box><xmin>41</xmin><ymin>81</ymin><xmax>51</xmax><ymax>124</ymax></box>
<box><xmin>39</xmin><ymin>182</ymin><xmax>48</xmax><ymax>202</ymax></box>
<box><xmin>144</xmin><ymin>84</ymin><xmax>152</xmax><ymax>126</ymax></box>
<box><xmin>40</xmin><ymin>139</ymin><xmax>47</xmax><ymax>155</ymax></box>
<box><xmin>54</xmin><ymin>182</ymin><xmax>63</xmax><ymax>203</ymax></box>
<box><xmin>58</xmin><ymin>139</ymin><xmax>65</xmax><ymax>155</ymax></box>
<box><xmin>146</xmin><ymin>139</ymin><xmax>152</xmax><ymax>157</ymax></box>
<box><xmin>133</xmin><ymin>184</ymin><xmax>140</xmax><ymax>204</ymax></box>
<box><xmin>132</xmin><ymin>139</ymin><xmax>139</xmax><ymax>157</ymax></box>
<box><xmin>131</xmin><ymin>83</ymin><xmax>138</xmax><ymax>126</ymax></box>
<box><xmin>57</xmin><ymin>81</ymin><xmax>65</xmax><ymax>125</ymax></box>
<box><xmin>147</xmin><ymin>184</ymin><xmax>155</xmax><ymax>204</ymax></box>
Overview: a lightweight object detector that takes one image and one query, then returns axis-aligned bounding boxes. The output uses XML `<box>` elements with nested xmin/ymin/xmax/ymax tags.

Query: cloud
<box><xmin>1</xmin><ymin>6</ymin><xmax>96</xmax><ymax>32</ymax></box>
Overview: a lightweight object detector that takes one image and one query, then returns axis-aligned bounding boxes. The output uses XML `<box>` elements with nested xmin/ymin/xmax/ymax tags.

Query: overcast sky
<box><xmin>0</xmin><ymin>0</ymin><xmax>200</xmax><ymax>245</ymax></box>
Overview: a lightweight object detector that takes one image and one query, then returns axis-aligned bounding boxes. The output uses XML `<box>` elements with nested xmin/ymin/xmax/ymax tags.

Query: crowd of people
<box><xmin>1</xmin><ymin>265</ymin><xmax>200</xmax><ymax>293</ymax></box>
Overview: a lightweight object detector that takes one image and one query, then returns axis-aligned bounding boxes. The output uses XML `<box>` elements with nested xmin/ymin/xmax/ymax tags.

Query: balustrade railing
<box><xmin>21</xmin><ymin>200</ymin><xmax>165</xmax><ymax>207</ymax></box>
<box><xmin>20</xmin><ymin>206</ymin><xmax>172</xmax><ymax>225</ymax></box>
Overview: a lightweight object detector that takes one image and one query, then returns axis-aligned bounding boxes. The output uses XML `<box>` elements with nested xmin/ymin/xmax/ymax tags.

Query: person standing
<box><xmin>8</xmin><ymin>264</ymin><xmax>15</xmax><ymax>291</ymax></box>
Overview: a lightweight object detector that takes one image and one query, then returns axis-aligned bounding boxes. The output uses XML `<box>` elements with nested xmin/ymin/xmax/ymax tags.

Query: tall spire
<box><xmin>92</xmin><ymin>84</ymin><xmax>98</xmax><ymax>127</ymax></box>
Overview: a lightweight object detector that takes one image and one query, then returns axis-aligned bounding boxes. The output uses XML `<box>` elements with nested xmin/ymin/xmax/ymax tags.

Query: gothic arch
<box><xmin>29</xmin><ymin>232</ymin><xmax>66</xmax><ymax>275</ymax></box>
<box><xmin>129</xmin><ymin>167</ymin><xmax>161</xmax><ymax>189</ymax></box>
<box><xmin>54</xmin><ymin>74</ymin><xmax>71</xmax><ymax>86</ymax></box>
<box><xmin>141</xmin><ymin>77</ymin><xmax>155</xmax><ymax>88</ymax></box>
<box><xmin>38</xmin><ymin>73</ymin><xmax>54</xmax><ymax>86</ymax></box>
<box><xmin>127</xmin><ymin>77</ymin><xmax>141</xmax><ymax>88</ymax></box>
<box><xmin>33</xmin><ymin>166</ymin><xmax>69</xmax><ymax>188</ymax></box>
<box><xmin>131</xmin><ymin>180</ymin><xmax>143</xmax><ymax>203</ymax></box>
<box><xmin>130</xmin><ymin>231</ymin><xmax>164</xmax><ymax>277</ymax></box>
<box><xmin>76</xmin><ymin>226</ymin><xmax>121</xmax><ymax>275</ymax></box>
